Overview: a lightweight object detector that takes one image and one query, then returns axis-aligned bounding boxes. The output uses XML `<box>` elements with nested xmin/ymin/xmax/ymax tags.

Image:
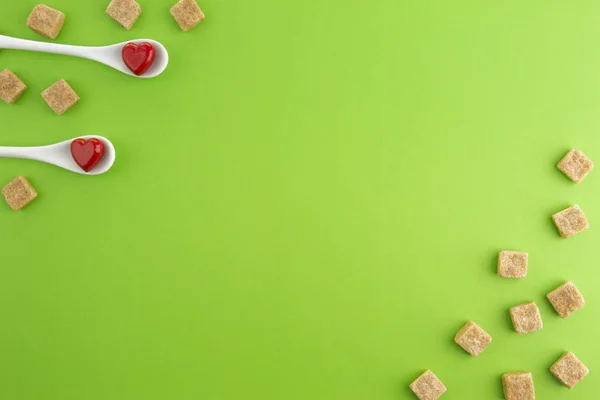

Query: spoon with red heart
<box><xmin>0</xmin><ymin>136</ymin><xmax>116</xmax><ymax>175</ymax></box>
<box><xmin>0</xmin><ymin>34</ymin><xmax>168</xmax><ymax>78</ymax></box>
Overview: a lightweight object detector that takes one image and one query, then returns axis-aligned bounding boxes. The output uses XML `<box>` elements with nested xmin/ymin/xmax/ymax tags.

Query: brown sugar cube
<box><xmin>498</xmin><ymin>251</ymin><xmax>528</xmax><ymax>278</ymax></box>
<box><xmin>2</xmin><ymin>176</ymin><xmax>38</xmax><ymax>211</ymax></box>
<box><xmin>106</xmin><ymin>0</ymin><xmax>141</xmax><ymax>30</ymax></box>
<box><xmin>557</xmin><ymin>149</ymin><xmax>594</xmax><ymax>184</ymax></box>
<box><xmin>550</xmin><ymin>351</ymin><xmax>589</xmax><ymax>389</ymax></box>
<box><xmin>41</xmin><ymin>79</ymin><xmax>79</xmax><ymax>115</ymax></box>
<box><xmin>454</xmin><ymin>321</ymin><xmax>492</xmax><ymax>357</ymax></box>
<box><xmin>0</xmin><ymin>69</ymin><xmax>27</xmax><ymax>104</ymax></box>
<box><xmin>170</xmin><ymin>0</ymin><xmax>205</xmax><ymax>32</ymax></box>
<box><xmin>26</xmin><ymin>4</ymin><xmax>65</xmax><ymax>39</ymax></box>
<box><xmin>552</xmin><ymin>205</ymin><xmax>589</xmax><ymax>238</ymax></box>
<box><xmin>409</xmin><ymin>370</ymin><xmax>446</xmax><ymax>400</ymax></box>
<box><xmin>509</xmin><ymin>302</ymin><xmax>543</xmax><ymax>335</ymax></box>
<box><xmin>502</xmin><ymin>372</ymin><xmax>535</xmax><ymax>400</ymax></box>
<box><xmin>547</xmin><ymin>281</ymin><xmax>585</xmax><ymax>318</ymax></box>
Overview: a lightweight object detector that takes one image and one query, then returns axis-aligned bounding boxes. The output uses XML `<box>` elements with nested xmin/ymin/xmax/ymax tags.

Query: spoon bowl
<box><xmin>0</xmin><ymin>135</ymin><xmax>116</xmax><ymax>175</ymax></box>
<box><xmin>96</xmin><ymin>39</ymin><xmax>168</xmax><ymax>78</ymax></box>
<box><xmin>0</xmin><ymin>34</ymin><xmax>168</xmax><ymax>78</ymax></box>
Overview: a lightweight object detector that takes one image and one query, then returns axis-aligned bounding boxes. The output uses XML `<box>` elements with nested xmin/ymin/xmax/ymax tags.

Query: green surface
<box><xmin>1</xmin><ymin>0</ymin><xmax>600</xmax><ymax>399</ymax></box>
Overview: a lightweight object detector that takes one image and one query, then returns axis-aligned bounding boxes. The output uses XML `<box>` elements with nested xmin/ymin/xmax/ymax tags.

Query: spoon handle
<box><xmin>0</xmin><ymin>34</ymin><xmax>103</xmax><ymax>62</ymax></box>
<box><xmin>0</xmin><ymin>146</ymin><xmax>47</xmax><ymax>162</ymax></box>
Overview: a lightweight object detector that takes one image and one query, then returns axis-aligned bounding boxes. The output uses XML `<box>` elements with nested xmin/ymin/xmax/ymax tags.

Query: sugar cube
<box><xmin>552</xmin><ymin>205</ymin><xmax>589</xmax><ymax>238</ymax></box>
<box><xmin>0</xmin><ymin>69</ymin><xmax>27</xmax><ymax>104</ymax></box>
<box><xmin>502</xmin><ymin>372</ymin><xmax>535</xmax><ymax>400</ymax></box>
<box><xmin>27</xmin><ymin>4</ymin><xmax>65</xmax><ymax>39</ymax></box>
<box><xmin>409</xmin><ymin>370</ymin><xmax>446</xmax><ymax>400</ymax></box>
<box><xmin>170</xmin><ymin>0</ymin><xmax>205</xmax><ymax>32</ymax></box>
<box><xmin>2</xmin><ymin>176</ymin><xmax>38</xmax><ymax>211</ymax></box>
<box><xmin>550</xmin><ymin>351</ymin><xmax>589</xmax><ymax>389</ymax></box>
<box><xmin>454</xmin><ymin>321</ymin><xmax>492</xmax><ymax>357</ymax></box>
<box><xmin>106</xmin><ymin>0</ymin><xmax>141</xmax><ymax>30</ymax></box>
<box><xmin>547</xmin><ymin>281</ymin><xmax>585</xmax><ymax>318</ymax></box>
<box><xmin>509</xmin><ymin>302</ymin><xmax>543</xmax><ymax>335</ymax></box>
<box><xmin>41</xmin><ymin>79</ymin><xmax>79</xmax><ymax>115</ymax></box>
<box><xmin>498</xmin><ymin>251</ymin><xmax>528</xmax><ymax>278</ymax></box>
<box><xmin>557</xmin><ymin>149</ymin><xmax>594</xmax><ymax>184</ymax></box>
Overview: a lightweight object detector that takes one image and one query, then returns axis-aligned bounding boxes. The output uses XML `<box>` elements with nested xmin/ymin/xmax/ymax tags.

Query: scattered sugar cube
<box><xmin>41</xmin><ymin>79</ymin><xmax>79</xmax><ymax>115</ymax></box>
<box><xmin>557</xmin><ymin>149</ymin><xmax>594</xmax><ymax>184</ymax></box>
<box><xmin>509</xmin><ymin>302</ymin><xmax>543</xmax><ymax>335</ymax></box>
<box><xmin>498</xmin><ymin>251</ymin><xmax>528</xmax><ymax>278</ymax></box>
<box><xmin>0</xmin><ymin>69</ymin><xmax>27</xmax><ymax>104</ymax></box>
<box><xmin>547</xmin><ymin>281</ymin><xmax>585</xmax><ymax>318</ymax></box>
<box><xmin>552</xmin><ymin>205</ymin><xmax>589</xmax><ymax>238</ymax></box>
<box><xmin>502</xmin><ymin>372</ymin><xmax>535</xmax><ymax>400</ymax></box>
<box><xmin>27</xmin><ymin>4</ymin><xmax>65</xmax><ymax>39</ymax></box>
<box><xmin>409</xmin><ymin>370</ymin><xmax>446</xmax><ymax>400</ymax></box>
<box><xmin>2</xmin><ymin>176</ymin><xmax>38</xmax><ymax>211</ymax></box>
<box><xmin>170</xmin><ymin>0</ymin><xmax>205</xmax><ymax>32</ymax></box>
<box><xmin>550</xmin><ymin>351</ymin><xmax>589</xmax><ymax>389</ymax></box>
<box><xmin>106</xmin><ymin>0</ymin><xmax>141</xmax><ymax>30</ymax></box>
<box><xmin>454</xmin><ymin>321</ymin><xmax>492</xmax><ymax>357</ymax></box>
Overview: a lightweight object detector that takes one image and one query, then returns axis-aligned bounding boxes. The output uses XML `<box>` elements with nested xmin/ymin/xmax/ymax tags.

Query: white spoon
<box><xmin>0</xmin><ymin>136</ymin><xmax>116</xmax><ymax>175</ymax></box>
<box><xmin>0</xmin><ymin>34</ymin><xmax>168</xmax><ymax>78</ymax></box>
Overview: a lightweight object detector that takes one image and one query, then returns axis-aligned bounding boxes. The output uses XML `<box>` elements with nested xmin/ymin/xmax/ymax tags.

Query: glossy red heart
<box><xmin>122</xmin><ymin>42</ymin><xmax>156</xmax><ymax>76</ymax></box>
<box><xmin>70</xmin><ymin>138</ymin><xmax>105</xmax><ymax>172</ymax></box>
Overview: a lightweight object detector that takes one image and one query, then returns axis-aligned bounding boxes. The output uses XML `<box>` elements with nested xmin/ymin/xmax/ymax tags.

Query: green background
<box><xmin>1</xmin><ymin>0</ymin><xmax>600</xmax><ymax>399</ymax></box>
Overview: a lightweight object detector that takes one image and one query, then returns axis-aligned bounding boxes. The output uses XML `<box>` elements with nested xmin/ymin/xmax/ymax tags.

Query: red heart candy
<box><xmin>122</xmin><ymin>42</ymin><xmax>156</xmax><ymax>76</ymax></box>
<box><xmin>70</xmin><ymin>138</ymin><xmax>105</xmax><ymax>173</ymax></box>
